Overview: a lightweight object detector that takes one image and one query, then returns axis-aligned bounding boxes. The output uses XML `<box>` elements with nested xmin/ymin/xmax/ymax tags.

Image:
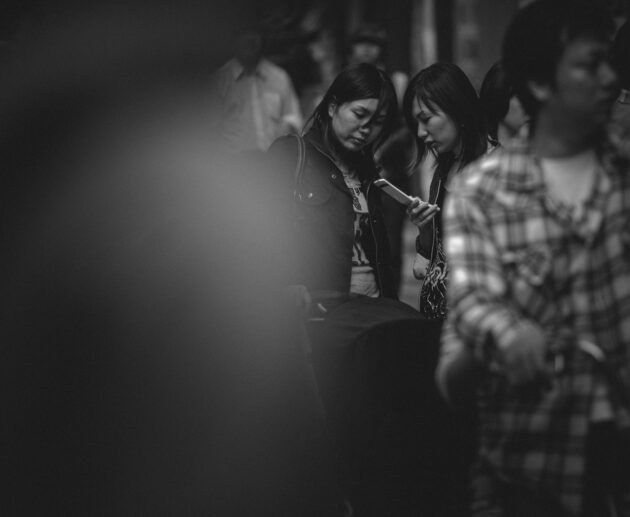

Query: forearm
<box><xmin>448</xmin><ymin>285</ymin><xmax>524</xmax><ymax>363</ymax></box>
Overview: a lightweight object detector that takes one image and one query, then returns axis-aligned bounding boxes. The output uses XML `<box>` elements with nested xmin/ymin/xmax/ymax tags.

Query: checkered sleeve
<box><xmin>443</xmin><ymin>186</ymin><xmax>524</xmax><ymax>363</ymax></box>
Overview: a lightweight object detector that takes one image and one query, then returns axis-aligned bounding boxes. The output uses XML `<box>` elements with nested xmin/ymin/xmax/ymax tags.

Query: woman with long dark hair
<box><xmin>268</xmin><ymin>62</ymin><xmax>400</xmax><ymax>300</ymax></box>
<box><xmin>402</xmin><ymin>62</ymin><xmax>487</xmax><ymax>318</ymax></box>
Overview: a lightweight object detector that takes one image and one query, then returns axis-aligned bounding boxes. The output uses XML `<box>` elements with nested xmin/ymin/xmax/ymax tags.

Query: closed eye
<box><xmin>415</xmin><ymin>108</ymin><xmax>431</xmax><ymax>123</ymax></box>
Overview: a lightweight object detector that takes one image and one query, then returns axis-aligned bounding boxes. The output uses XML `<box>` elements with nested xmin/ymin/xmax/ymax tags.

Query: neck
<box><xmin>328</xmin><ymin>134</ymin><xmax>367</xmax><ymax>173</ymax></box>
<box><xmin>435</xmin><ymin>152</ymin><xmax>462</xmax><ymax>187</ymax></box>
<box><xmin>530</xmin><ymin>111</ymin><xmax>600</xmax><ymax>158</ymax></box>
<box><xmin>238</xmin><ymin>58</ymin><xmax>260</xmax><ymax>74</ymax></box>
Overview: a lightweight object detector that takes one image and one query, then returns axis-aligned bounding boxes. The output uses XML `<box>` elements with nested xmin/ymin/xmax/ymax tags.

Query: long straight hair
<box><xmin>403</xmin><ymin>62</ymin><xmax>487</xmax><ymax>178</ymax></box>
<box><xmin>304</xmin><ymin>63</ymin><xmax>398</xmax><ymax>160</ymax></box>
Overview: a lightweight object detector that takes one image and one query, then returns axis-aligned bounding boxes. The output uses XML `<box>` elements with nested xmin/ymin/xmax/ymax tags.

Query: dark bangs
<box><xmin>306</xmin><ymin>63</ymin><xmax>398</xmax><ymax>151</ymax></box>
<box><xmin>404</xmin><ymin>63</ymin><xmax>487</xmax><ymax>171</ymax></box>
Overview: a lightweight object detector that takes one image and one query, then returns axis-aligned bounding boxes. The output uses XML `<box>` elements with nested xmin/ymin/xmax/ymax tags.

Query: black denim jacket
<box><xmin>267</xmin><ymin>128</ymin><xmax>396</xmax><ymax>298</ymax></box>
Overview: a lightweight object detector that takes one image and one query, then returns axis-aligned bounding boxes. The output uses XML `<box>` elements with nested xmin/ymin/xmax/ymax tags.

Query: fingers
<box><xmin>505</xmin><ymin>346</ymin><xmax>546</xmax><ymax>386</ymax></box>
<box><xmin>409</xmin><ymin>207</ymin><xmax>439</xmax><ymax>228</ymax></box>
<box><xmin>406</xmin><ymin>198</ymin><xmax>439</xmax><ymax>228</ymax></box>
<box><xmin>501</xmin><ymin>323</ymin><xmax>549</xmax><ymax>387</ymax></box>
<box><xmin>407</xmin><ymin>197</ymin><xmax>421</xmax><ymax>209</ymax></box>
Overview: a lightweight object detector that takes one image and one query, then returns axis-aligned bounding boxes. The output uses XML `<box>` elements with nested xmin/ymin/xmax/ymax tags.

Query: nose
<box><xmin>416</xmin><ymin>122</ymin><xmax>428</xmax><ymax>140</ymax></box>
<box><xmin>358</xmin><ymin>123</ymin><xmax>371</xmax><ymax>136</ymax></box>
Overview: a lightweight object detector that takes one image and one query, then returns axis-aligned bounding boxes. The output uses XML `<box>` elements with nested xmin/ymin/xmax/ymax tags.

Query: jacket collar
<box><xmin>303</xmin><ymin>127</ymin><xmax>379</xmax><ymax>183</ymax></box>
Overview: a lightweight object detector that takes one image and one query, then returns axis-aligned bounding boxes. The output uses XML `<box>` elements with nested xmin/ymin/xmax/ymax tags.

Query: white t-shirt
<box><xmin>540</xmin><ymin>149</ymin><xmax>611</xmax><ymax>421</ymax></box>
<box><xmin>342</xmin><ymin>170</ymin><xmax>379</xmax><ymax>297</ymax></box>
<box><xmin>539</xmin><ymin>149</ymin><xmax>598</xmax><ymax>223</ymax></box>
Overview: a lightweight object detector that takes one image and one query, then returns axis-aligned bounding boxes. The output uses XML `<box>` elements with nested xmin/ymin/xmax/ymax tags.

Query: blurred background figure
<box><xmin>479</xmin><ymin>61</ymin><xmax>528</xmax><ymax>148</ymax></box>
<box><xmin>610</xmin><ymin>20</ymin><xmax>630</xmax><ymax>158</ymax></box>
<box><xmin>347</xmin><ymin>24</ymin><xmax>408</xmax><ymax>106</ymax></box>
<box><xmin>212</xmin><ymin>24</ymin><xmax>303</xmax><ymax>154</ymax></box>
<box><xmin>0</xmin><ymin>2</ymin><xmax>340</xmax><ymax>515</ymax></box>
<box><xmin>442</xmin><ymin>1</ymin><xmax>627</xmax><ymax>514</ymax></box>
<box><xmin>347</xmin><ymin>24</ymin><xmax>387</xmax><ymax>69</ymax></box>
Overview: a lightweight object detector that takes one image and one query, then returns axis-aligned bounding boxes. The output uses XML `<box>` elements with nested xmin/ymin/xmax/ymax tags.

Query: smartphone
<box><xmin>374</xmin><ymin>178</ymin><xmax>414</xmax><ymax>206</ymax></box>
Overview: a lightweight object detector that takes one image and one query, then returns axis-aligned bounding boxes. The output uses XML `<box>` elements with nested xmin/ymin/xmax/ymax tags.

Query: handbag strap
<box><xmin>293</xmin><ymin>134</ymin><xmax>306</xmax><ymax>199</ymax></box>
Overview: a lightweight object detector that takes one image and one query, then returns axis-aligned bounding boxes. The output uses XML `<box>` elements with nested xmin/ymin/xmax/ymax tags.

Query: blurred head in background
<box><xmin>502</xmin><ymin>0</ymin><xmax>618</xmax><ymax>136</ymax></box>
<box><xmin>347</xmin><ymin>24</ymin><xmax>386</xmax><ymax>68</ymax></box>
<box><xmin>612</xmin><ymin>20</ymin><xmax>630</xmax><ymax>91</ymax></box>
<box><xmin>234</xmin><ymin>27</ymin><xmax>264</xmax><ymax>72</ymax></box>
<box><xmin>609</xmin><ymin>19</ymin><xmax>630</xmax><ymax>157</ymax></box>
<box><xmin>479</xmin><ymin>61</ymin><xmax>528</xmax><ymax>146</ymax></box>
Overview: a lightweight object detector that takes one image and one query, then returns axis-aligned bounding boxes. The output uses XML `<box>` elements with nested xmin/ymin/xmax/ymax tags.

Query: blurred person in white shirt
<box><xmin>213</xmin><ymin>26</ymin><xmax>303</xmax><ymax>154</ymax></box>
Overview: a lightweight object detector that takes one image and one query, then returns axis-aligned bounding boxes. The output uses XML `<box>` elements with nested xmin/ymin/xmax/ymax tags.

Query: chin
<box><xmin>344</xmin><ymin>141</ymin><xmax>363</xmax><ymax>152</ymax></box>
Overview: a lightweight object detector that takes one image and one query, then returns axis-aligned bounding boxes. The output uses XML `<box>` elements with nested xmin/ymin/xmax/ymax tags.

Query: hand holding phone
<box><xmin>374</xmin><ymin>178</ymin><xmax>414</xmax><ymax>206</ymax></box>
<box><xmin>406</xmin><ymin>196</ymin><xmax>440</xmax><ymax>229</ymax></box>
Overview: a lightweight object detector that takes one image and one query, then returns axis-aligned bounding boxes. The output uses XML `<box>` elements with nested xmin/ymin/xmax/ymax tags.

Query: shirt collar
<box><xmin>231</xmin><ymin>59</ymin><xmax>265</xmax><ymax>81</ymax></box>
<box><xmin>304</xmin><ymin>127</ymin><xmax>378</xmax><ymax>182</ymax></box>
<box><xmin>500</xmin><ymin>136</ymin><xmax>618</xmax><ymax>198</ymax></box>
<box><xmin>512</xmin><ymin>143</ymin><xmax>613</xmax><ymax>240</ymax></box>
<box><xmin>495</xmin><ymin>137</ymin><xmax>544</xmax><ymax>193</ymax></box>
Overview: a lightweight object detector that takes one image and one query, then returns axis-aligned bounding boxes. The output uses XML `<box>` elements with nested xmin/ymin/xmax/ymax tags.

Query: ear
<box><xmin>527</xmin><ymin>80</ymin><xmax>551</xmax><ymax>102</ymax></box>
<box><xmin>327</xmin><ymin>102</ymin><xmax>337</xmax><ymax>118</ymax></box>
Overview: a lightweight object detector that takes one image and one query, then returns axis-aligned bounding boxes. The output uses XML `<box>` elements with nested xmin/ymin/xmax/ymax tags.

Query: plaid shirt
<box><xmin>442</xmin><ymin>139</ymin><xmax>630</xmax><ymax>515</ymax></box>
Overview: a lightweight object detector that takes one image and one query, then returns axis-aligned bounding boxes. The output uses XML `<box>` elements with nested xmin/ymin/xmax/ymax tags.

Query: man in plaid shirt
<box><xmin>440</xmin><ymin>1</ymin><xmax>630</xmax><ymax>515</ymax></box>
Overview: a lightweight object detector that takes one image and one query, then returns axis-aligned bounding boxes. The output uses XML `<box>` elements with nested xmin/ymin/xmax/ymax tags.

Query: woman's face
<box><xmin>328</xmin><ymin>98</ymin><xmax>385</xmax><ymax>152</ymax></box>
<box><xmin>411</xmin><ymin>96</ymin><xmax>461</xmax><ymax>155</ymax></box>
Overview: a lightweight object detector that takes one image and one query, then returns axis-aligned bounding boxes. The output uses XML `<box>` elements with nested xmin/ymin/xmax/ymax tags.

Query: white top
<box><xmin>342</xmin><ymin>170</ymin><xmax>379</xmax><ymax>298</ymax></box>
<box><xmin>212</xmin><ymin>58</ymin><xmax>303</xmax><ymax>153</ymax></box>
